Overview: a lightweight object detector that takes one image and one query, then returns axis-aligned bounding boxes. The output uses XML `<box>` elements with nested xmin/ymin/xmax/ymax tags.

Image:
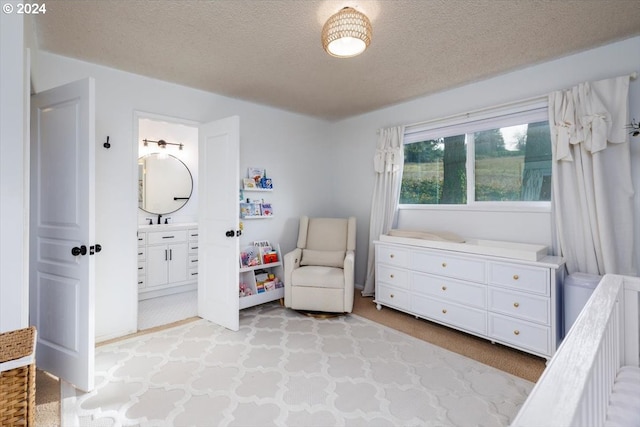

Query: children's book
<box><xmin>239</xmin><ymin>246</ymin><xmax>261</xmax><ymax>267</ymax></box>
<box><xmin>260</xmin><ymin>203</ymin><xmax>273</xmax><ymax>216</ymax></box>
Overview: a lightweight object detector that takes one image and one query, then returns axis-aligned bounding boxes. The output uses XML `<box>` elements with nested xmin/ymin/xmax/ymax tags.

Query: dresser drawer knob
<box><xmin>390</xmin><ymin>274</ymin><xmax>394</xmax><ymax>279</ymax></box>
<box><xmin>513</xmin><ymin>330</ymin><xmax>520</xmax><ymax>336</ymax></box>
<box><xmin>390</xmin><ymin>254</ymin><xmax>395</xmax><ymax>258</ymax></box>
<box><xmin>390</xmin><ymin>294</ymin><xmax>394</xmax><ymax>298</ymax></box>
<box><xmin>513</xmin><ymin>302</ymin><xmax>520</xmax><ymax>308</ymax></box>
<box><xmin>441</xmin><ymin>286</ymin><xmax>447</xmax><ymax>291</ymax></box>
<box><xmin>442</xmin><ymin>309</ymin><xmax>447</xmax><ymax>314</ymax></box>
<box><xmin>441</xmin><ymin>262</ymin><xmax>447</xmax><ymax>268</ymax></box>
<box><xmin>513</xmin><ymin>274</ymin><xmax>519</xmax><ymax>280</ymax></box>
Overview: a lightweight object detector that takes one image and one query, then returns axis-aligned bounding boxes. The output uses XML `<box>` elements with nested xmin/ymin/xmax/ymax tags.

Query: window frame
<box><xmin>400</xmin><ymin>97</ymin><xmax>551</xmax><ymax>213</ymax></box>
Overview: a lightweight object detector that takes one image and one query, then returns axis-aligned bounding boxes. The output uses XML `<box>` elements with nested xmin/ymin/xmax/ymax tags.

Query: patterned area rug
<box><xmin>62</xmin><ymin>302</ymin><xmax>532</xmax><ymax>426</ymax></box>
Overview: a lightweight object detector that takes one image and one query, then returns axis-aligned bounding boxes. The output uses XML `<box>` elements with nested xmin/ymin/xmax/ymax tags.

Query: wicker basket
<box><xmin>0</xmin><ymin>326</ymin><xmax>37</xmax><ymax>427</ymax></box>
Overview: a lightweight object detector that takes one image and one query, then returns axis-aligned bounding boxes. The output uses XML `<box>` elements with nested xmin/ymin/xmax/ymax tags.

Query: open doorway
<box><xmin>134</xmin><ymin>113</ymin><xmax>199</xmax><ymax>330</ymax></box>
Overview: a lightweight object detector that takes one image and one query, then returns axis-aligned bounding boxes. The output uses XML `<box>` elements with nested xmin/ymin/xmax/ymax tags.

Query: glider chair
<box><xmin>284</xmin><ymin>216</ymin><xmax>356</xmax><ymax>313</ymax></box>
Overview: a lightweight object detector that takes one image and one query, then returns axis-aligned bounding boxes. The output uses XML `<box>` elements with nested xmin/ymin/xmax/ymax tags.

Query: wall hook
<box><xmin>103</xmin><ymin>136</ymin><xmax>111</xmax><ymax>149</ymax></box>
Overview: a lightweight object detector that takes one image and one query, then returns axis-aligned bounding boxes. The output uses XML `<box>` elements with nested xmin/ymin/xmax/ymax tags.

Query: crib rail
<box><xmin>511</xmin><ymin>274</ymin><xmax>640</xmax><ymax>427</ymax></box>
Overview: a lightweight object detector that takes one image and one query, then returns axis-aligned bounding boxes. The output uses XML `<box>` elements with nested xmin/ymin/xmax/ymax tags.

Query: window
<box><xmin>400</xmin><ymin>99</ymin><xmax>551</xmax><ymax>206</ymax></box>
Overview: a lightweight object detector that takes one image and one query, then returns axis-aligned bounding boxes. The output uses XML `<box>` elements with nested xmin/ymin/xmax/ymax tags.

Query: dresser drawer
<box><xmin>412</xmin><ymin>272</ymin><xmax>486</xmax><ymax>309</ymax></box>
<box><xmin>489</xmin><ymin>262</ymin><xmax>549</xmax><ymax>295</ymax></box>
<box><xmin>412</xmin><ymin>295</ymin><xmax>487</xmax><ymax>335</ymax></box>
<box><xmin>376</xmin><ymin>284</ymin><xmax>410</xmax><ymax>309</ymax></box>
<box><xmin>488</xmin><ymin>313</ymin><xmax>550</xmax><ymax>356</ymax></box>
<box><xmin>377</xmin><ymin>245</ymin><xmax>409</xmax><ymax>268</ymax></box>
<box><xmin>488</xmin><ymin>287</ymin><xmax>550</xmax><ymax>325</ymax></box>
<box><xmin>377</xmin><ymin>265</ymin><xmax>409</xmax><ymax>289</ymax></box>
<box><xmin>412</xmin><ymin>250</ymin><xmax>485</xmax><ymax>283</ymax></box>
<box><xmin>147</xmin><ymin>230</ymin><xmax>188</xmax><ymax>245</ymax></box>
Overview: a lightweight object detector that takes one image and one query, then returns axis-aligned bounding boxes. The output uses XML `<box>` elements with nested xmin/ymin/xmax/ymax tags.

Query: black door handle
<box><xmin>237</xmin><ymin>229</ymin><xmax>242</xmax><ymax>236</ymax></box>
<box><xmin>71</xmin><ymin>245</ymin><xmax>87</xmax><ymax>256</ymax></box>
<box><xmin>225</xmin><ymin>230</ymin><xmax>235</xmax><ymax>237</ymax></box>
<box><xmin>89</xmin><ymin>244</ymin><xmax>102</xmax><ymax>255</ymax></box>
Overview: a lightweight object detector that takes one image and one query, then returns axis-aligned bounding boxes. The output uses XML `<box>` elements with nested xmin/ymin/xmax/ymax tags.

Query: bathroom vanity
<box><xmin>137</xmin><ymin>223</ymin><xmax>198</xmax><ymax>300</ymax></box>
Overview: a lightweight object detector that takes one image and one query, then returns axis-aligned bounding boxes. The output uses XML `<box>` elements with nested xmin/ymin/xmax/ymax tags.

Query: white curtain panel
<box><xmin>549</xmin><ymin>75</ymin><xmax>635</xmax><ymax>276</ymax></box>
<box><xmin>362</xmin><ymin>126</ymin><xmax>405</xmax><ymax>296</ymax></box>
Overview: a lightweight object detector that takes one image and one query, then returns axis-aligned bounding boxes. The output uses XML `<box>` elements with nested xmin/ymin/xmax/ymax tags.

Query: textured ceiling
<box><xmin>32</xmin><ymin>0</ymin><xmax>640</xmax><ymax>121</ymax></box>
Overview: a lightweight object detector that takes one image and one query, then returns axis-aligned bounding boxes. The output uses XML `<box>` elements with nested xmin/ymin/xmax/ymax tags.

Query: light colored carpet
<box><xmin>60</xmin><ymin>302</ymin><xmax>533</xmax><ymax>426</ymax></box>
<box><xmin>353</xmin><ymin>294</ymin><xmax>546</xmax><ymax>383</ymax></box>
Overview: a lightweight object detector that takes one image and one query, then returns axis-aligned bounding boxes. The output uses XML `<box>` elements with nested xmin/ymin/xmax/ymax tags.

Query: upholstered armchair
<box><xmin>284</xmin><ymin>216</ymin><xmax>356</xmax><ymax>313</ymax></box>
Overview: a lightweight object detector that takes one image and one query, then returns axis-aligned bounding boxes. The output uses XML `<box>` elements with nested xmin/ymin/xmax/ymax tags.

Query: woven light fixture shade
<box><xmin>321</xmin><ymin>7</ymin><xmax>372</xmax><ymax>58</ymax></box>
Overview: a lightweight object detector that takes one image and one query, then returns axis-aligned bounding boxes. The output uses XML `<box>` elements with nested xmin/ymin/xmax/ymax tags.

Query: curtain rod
<box><xmin>400</xmin><ymin>71</ymin><xmax>638</xmax><ymax>132</ymax></box>
<box><xmin>403</xmin><ymin>94</ymin><xmax>547</xmax><ymax>132</ymax></box>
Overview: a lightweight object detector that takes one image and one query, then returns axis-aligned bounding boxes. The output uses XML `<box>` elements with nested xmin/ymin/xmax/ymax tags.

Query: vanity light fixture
<box><xmin>143</xmin><ymin>139</ymin><xmax>184</xmax><ymax>150</ymax></box>
<box><xmin>321</xmin><ymin>6</ymin><xmax>372</xmax><ymax>58</ymax></box>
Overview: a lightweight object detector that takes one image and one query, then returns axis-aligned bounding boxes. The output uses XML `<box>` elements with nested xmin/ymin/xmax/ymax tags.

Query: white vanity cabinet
<box><xmin>374</xmin><ymin>240</ymin><xmax>564</xmax><ymax>359</ymax></box>
<box><xmin>138</xmin><ymin>224</ymin><xmax>198</xmax><ymax>300</ymax></box>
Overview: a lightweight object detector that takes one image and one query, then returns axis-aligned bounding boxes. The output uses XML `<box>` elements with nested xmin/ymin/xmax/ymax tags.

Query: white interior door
<box><xmin>198</xmin><ymin>116</ymin><xmax>240</xmax><ymax>330</ymax></box>
<box><xmin>30</xmin><ymin>78</ymin><xmax>96</xmax><ymax>392</ymax></box>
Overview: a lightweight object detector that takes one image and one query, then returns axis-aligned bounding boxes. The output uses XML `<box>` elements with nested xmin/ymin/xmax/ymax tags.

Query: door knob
<box><xmin>71</xmin><ymin>245</ymin><xmax>87</xmax><ymax>256</ymax></box>
<box><xmin>225</xmin><ymin>230</ymin><xmax>235</xmax><ymax>237</ymax></box>
<box><xmin>89</xmin><ymin>244</ymin><xmax>102</xmax><ymax>255</ymax></box>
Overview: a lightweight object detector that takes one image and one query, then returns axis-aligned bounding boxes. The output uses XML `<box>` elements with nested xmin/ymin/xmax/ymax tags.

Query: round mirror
<box><xmin>138</xmin><ymin>153</ymin><xmax>193</xmax><ymax>215</ymax></box>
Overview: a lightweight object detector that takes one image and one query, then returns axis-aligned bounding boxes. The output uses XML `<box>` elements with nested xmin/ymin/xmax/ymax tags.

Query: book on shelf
<box><xmin>260</xmin><ymin>203</ymin><xmax>273</xmax><ymax>216</ymax></box>
<box><xmin>239</xmin><ymin>246</ymin><xmax>261</xmax><ymax>267</ymax></box>
<box><xmin>240</xmin><ymin>202</ymin><xmax>264</xmax><ymax>218</ymax></box>
<box><xmin>242</xmin><ymin>178</ymin><xmax>256</xmax><ymax>190</ymax></box>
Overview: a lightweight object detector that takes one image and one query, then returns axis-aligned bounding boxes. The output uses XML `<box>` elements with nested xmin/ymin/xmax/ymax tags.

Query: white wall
<box><xmin>31</xmin><ymin>51</ymin><xmax>331</xmax><ymax>341</ymax></box>
<box><xmin>329</xmin><ymin>36</ymin><xmax>640</xmax><ymax>287</ymax></box>
<box><xmin>0</xmin><ymin>12</ymin><xmax>28</xmax><ymax>332</ymax></box>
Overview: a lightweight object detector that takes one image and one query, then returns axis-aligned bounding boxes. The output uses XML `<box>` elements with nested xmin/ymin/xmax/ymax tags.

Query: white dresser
<box><xmin>138</xmin><ymin>223</ymin><xmax>198</xmax><ymax>300</ymax></box>
<box><xmin>374</xmin><ymin>239</ymin><xmax>564</xmax><ymax>359</ymax></box>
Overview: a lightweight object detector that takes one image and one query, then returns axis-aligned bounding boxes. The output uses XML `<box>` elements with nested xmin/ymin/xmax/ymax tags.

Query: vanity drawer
<box><xmin>412</xmin><ymin>251</ymin><xmax>486</xmax><ymax>283</ymax></box>
<box><xmin>188</xmin><ymin>254</ymin><xmax>199</xmax><ymax>268</ymax></box>
<box><xmin>412</xmin><ymin>272</ymin><xmax>486</xmax><ymax>309</ymax></box>
<box><xmin>488</xmin><ymin>287</ymin><xmax>550</xmax><ymax>325</ymax></box>
<box><xmin>376</xmin><ymin>284</ymin><xmax>409</xmax><ymax>309</ymax></box>
<box><xmin>376</xmin><ymin>265</ymin><xmax>409</xmax><ymax>289</ymax></box>
<box><xmin>137</xmin><ymin>276</ymin><xmax>146</xmax><ymax>289</ymax></box>
<box><xmin>188</xmin><ymin>229</ymin><xmax>199</xmax><ymax>242</ymax></box>
<box><xmin>137</xmin><ymin>261</ymin><xmax>146</xmax><ymax>276</ymax></box>
<box><xmin>137</xmin><ymin>232</ymin><xmax>146</xmax><ymax>245</ymax></box>
<box><xmin>147</xmin><ymin>230</ymin><xmax>188</xmax><ymax>244</ymax></box>
<box><xmin>489</xmin><ymin>262</ymin><xmax>549</xmax><ymax>295</ymax></box>
<box><xmin>189</xmin><ymin>241</ymin><xmax>199</xmax><ymax>253</ymax></box>
<box><xmin>188</xmin><ymin>268</ymin><xmax>199</xmax><ymax>280</ymax></box>
<box><xmin>376</xmin><ymin>245</ymin><xmax>409</xmax><ymax>268</ymax></box>
<box><xmin>137</xmin><ymin>247</ymin><xmax>146</xmax><ymax>261</ymax></box>
<box><xmin>412</xmin><ymin>295</ymin><xmax>487</xmax><ymax>335</ymax></box>
<box><xmin>488</xmin><ymin>313</ymin><xmax>550</xmax><ymax>356</ymax></box>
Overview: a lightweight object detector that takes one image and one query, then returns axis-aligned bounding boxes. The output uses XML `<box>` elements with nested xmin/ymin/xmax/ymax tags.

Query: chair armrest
<box><xmin>343</xmin><ymin>251</ymin><xmax>355</xmax><ymax>312</ymax></box>
<box><xmin>284</xmin><ymin>248</ymin><xmax>302</xmax><ymax>307</ymax></box>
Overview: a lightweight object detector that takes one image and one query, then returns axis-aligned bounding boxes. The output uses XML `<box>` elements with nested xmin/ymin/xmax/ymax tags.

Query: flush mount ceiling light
<box><xmin>322</xmin><ymin>6</ymin><xmax>372</xmax><ymax>58</ymax></box>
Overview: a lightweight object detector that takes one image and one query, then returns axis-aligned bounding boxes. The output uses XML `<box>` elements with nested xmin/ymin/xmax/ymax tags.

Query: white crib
<box><xmin>511</xmin><ymin>274</ymin><xmax>640</xmax><ymax>427</ymax></box>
